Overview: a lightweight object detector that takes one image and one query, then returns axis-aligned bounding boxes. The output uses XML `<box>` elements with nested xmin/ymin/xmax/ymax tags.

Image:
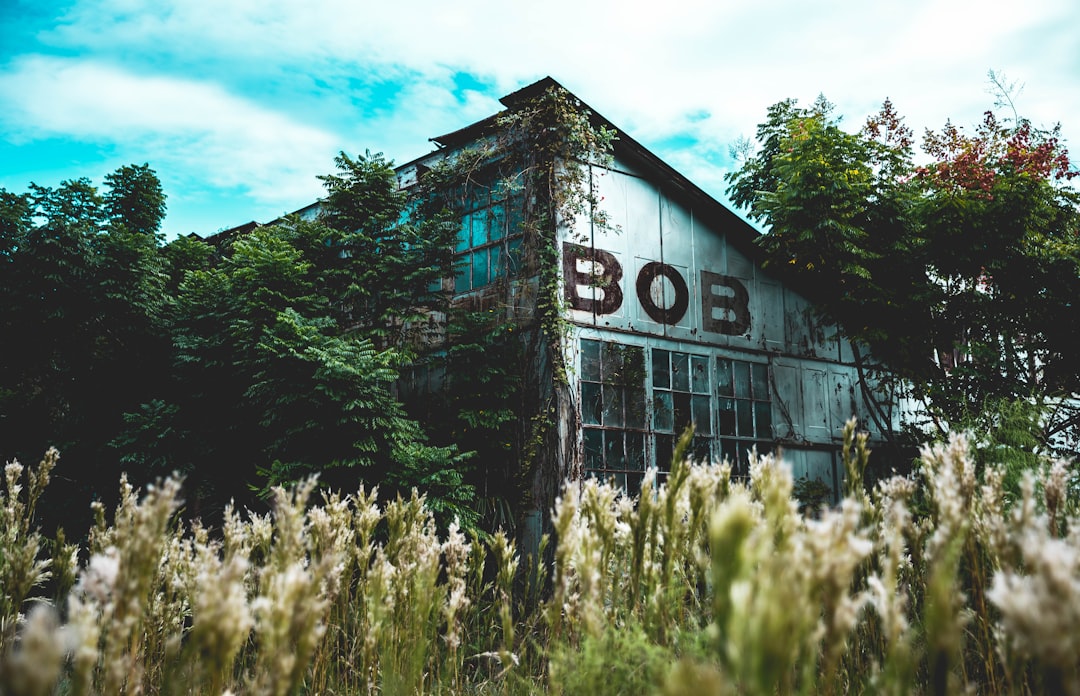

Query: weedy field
<box><xmin>1</xmin><ymin>421</ymin><xmax>1077</xmax><ymax>695</ymax></box>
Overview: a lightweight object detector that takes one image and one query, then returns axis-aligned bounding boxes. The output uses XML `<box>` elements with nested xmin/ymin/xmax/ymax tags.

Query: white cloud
<box><xmin>0</xmin><ymin>55</ymin><xmax>339</xmax><ymax>215</ymax></box>
<box><xmin>8</xmin><ymin>0</ymin><xmax>1079</xmax><ymax>233</ymax></box>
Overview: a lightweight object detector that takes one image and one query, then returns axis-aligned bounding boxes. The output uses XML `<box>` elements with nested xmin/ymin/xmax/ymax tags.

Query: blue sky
<box><xmin>2</xmin><ymin>0</ymin><xmax>1078</xmax><ymax>240</ymax></box>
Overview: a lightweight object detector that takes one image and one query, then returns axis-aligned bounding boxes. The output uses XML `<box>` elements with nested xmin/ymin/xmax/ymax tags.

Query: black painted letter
<box><xmin>562</xmin><ymin>242</ymin><xmax>623</xmax><ymax>315</ymax></box>
<box><xmin>636</xmin><ymin>261</ymin><xmax>689</xmax><ymax>325</ymax></box>
<box><xmin>701</xmin><ymin>270</ymin><xmax>750</xmax><ymax>335</ymax></box>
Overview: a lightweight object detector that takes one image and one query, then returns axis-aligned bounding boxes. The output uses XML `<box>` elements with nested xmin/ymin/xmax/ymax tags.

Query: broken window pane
<box><xmin>653</xmin><ymin>391</ymin><xmax>673</xmax><ymax>432</ymax></box>
<box><xmin>605</xmin><ymin>432</ymin><xmax>625</xmax><ymax>469</ymax></box>
<box><xmin>582</xmin><ymin>382</ymin><xmax>601</xmax><ymax>425</ymax></box>
<box><xmin>603</xmin><ymin>384</ymin><xmax>624</xmax><ymax>427</ymax></box>
<box><xmin>717</xmin><ymin>359</ymin><xmax>733</xmax><ymax>397</ymax></box>
<box><xmin>673</xmin><ymin>391</ymin><xmax>691</xmax><ymax>433</ymax></box>
<box><xmin>652</xmin><ymin>349</ymin><xmax>670</xmax><ymax>389</ymax></box>
<box><xmin>691</xmin><ymin>355</ymin><xmax>709</xmax><ymax>393</ymax></box>
<box><xmin>718</xmin><ymin>398</ymin><xmax>736</xmax><ymax>436</ymax></box>
<box><xmin>581</xmin><ymin>340</ymin><xmax>601</xmax><ymax>382</ymax></box>
<box><xmin>672</xmin><ymin>352</ymin><xmax>689</xmax><ymax>392</ymax></box>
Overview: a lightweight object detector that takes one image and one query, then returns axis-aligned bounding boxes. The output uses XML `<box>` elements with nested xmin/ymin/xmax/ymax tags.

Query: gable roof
<box><xmin>208</xmin><ymin>77</ymin><xmax>767</xmax><ymax>269</ymax></box>
<box><xmin>428</xmin><ymin>77</ymin><xmax>767</xmax><ymax>266</ymax></box>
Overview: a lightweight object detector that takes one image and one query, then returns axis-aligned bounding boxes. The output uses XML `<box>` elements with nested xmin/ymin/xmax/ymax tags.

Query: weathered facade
<box><xmin>388</xmin><ymin>78</ymin><xmax>906</xmax><ymax>546</ymax></box>
<box><xmin>225</xmin><ymin>77</ymin><xmax>906</xmax><ymax>545</ymax></box>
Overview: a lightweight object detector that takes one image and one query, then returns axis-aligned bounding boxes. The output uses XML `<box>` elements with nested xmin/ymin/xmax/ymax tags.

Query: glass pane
<box><xmin>471</xmin><ymin>209</ymin><xmax>488</xmax><ymax>246</ymax></box>
<box><xmin>581</xmin><ymin>340</ymin><xmax>601</xmax><ymax>381</ymax></box>
<box><xmin>752</xmin><ymin>363</ymin><xmax>769</xmax><ymax>400</ymax></box>
<box><xmin>655</xmin><ymin>434</ymin><xmax>674</xmax><ymax>470</ymax></box>
<box><xmin>507</xmin><ymin>200</ymin><xmax>524</xmax><ymax>237</ymax></box>
<box><xmin>602</xmin><ymin>343</ymin><xmax>624</xmax><ymax>385</ymax></box>
<box><xmin>506</xmin><ymin>237</ymin><xmax>523</xmax><ymax>274</ymax></box>
<box><xmin>737</xmin><ymin>399</ymin><xmax>753</xmax><ymax>437</ymax></box>
<box><xmin>673</xmin><ymin>392</ymin><xmax>691</xmax><ymax>433</ymax></box>
<box><xmin>692</xmin><ymin>395</ymin><xmax>712</xmax><ymax>435</ymax></box>
<box><xmin>720</xmin><ymin>438</ymin><xmax>738</xmax><ymax>469</ymax></box>
<box><xmin>672</xmin><ymin>352</ymin><xmax>689</xmax><ymax>392</ymax></box>
<box><xmin>692</xmin><ymin>436</ymin><xmax>712</xmax><ymax>463</ymax></box>
<box><xmin>733</xmin><ymin>361</ymin><xmax>751</xmax><ymax>399</ymax></box>
<box><xmin>584</xmin><ymin>428</ymin><xmax>603</xmax><ymax>472</ymax></box>
<box><xmin>652</xmin><ymin>349</ymin><xmax>670</xmax><ymax>390</ymax></box>
<box><xmin>717</xmin><ymin>359</ymin><xmax>733</xmax><ymax>396</ymax></box>
<box><xmin>691</xmin><ymin>355</ymin><xmax>709</xmax><ymax>393</ymax></box>
<box><xmin>489</xmin><ymin>202</ymin><xmax>506</xmax><ymax>241</ymax></box>
<box><xmin>456</xmin><ymin>216</ymin><xmax>471</xmax><ymax>252</ymax></box>
<box><xmin>626</xmin><ymin>472</ymin><xmax>643</xmax><ymax>493</ymax></box>
<box><xmin>627</xmin><ymin>433</ymin><xmax>645</xmax><ymax>471</ymax></box>
<box><xmin>454</xmin><ymin>258</ymin><xmax>471</xmax><ymax>293</ymax></box>
<box><xmin>471</xmin><ymin>247</ymin><xmax>489</xmax><ymax>288</ymax></box>
<box><xmin>622</xmin><ymin>345</ymin><xmax>645</xmax><ymax>388</ymax></box>
<box><xmin>582</xmin><ymin>382</ymin><xmax>602</xmax><ymax>425</ymax></box>
<box><xmin>755</xmin><ymin>401</ymin><xmax>772</xmax><ymax>439</ymax></box>
<box><xmin>602</xmin><ymin>384</ymin><xmax>624</xmax><ymax>427</ymax></box>
<box><xmin>605</xmin><ymin>432</ymin><xmax>625</xmax><ymax>470</ymax></box>
<box><xmin>653</xmin><ymin>391</ymin><xmax>673</xmax><ymax>432</ymax></box>
<box><xmin>626</xmin><ymin>386</ymin><xmax>646</xmax><ymax>429</ymax></box>
<box><xmin>491</xmin><ymin>246</ymin><xmax>506</xmax><ymax>280</ymax></box>
<box><xmin>718</xmin><ymin>398</ymin><xmax>736</xmax><ymax>436</ymax></box>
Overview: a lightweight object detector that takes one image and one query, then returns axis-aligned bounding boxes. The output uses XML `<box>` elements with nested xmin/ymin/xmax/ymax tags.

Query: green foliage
<box><xmin>0</xmin><ymin>155</ymin><xmax>474</xmax><ymax>527</ymax></box>
<box><xmin>727</xmin><ymin>82</ymin><xmax>1080</xmax><ymax>447</ymax></box>
<box><xmin>0</xmin><ymin>170</ymin><xmax>172</xmax><ymax>532</ymax></box>
<box><xmin>128</xmin><ymin>204</ymin><xmax>472</xmax><ymax>521</ymax></box>
<box><xmin>104</xmin><ymin>163</ymin><xmax>167</xmax><ymax>237</ymax></box>
<box><xmin>316</xmin><ymin>151</ymin><xmax>458</xmax><ymax>341</ymax></box>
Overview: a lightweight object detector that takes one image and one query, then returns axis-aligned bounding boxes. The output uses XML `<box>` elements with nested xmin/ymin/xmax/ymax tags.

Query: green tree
<box><xmin>104</xmin><ymin>163</ymin><xmax>167</xmax><ymax>237</ymax></box>
<box><xmin>727</xmin><ymin>88</ymin><xmax>1080</xmax><ymax>449</ymax></box>
<box><xmin>0</xmin><ymin>169</ymin><xmax>172</xmax><ymax>533</ymax></box>
<box><xmin>115</xmin><ymin>154</ymin><xmax>473</xmax><ymax>523</ymax></box>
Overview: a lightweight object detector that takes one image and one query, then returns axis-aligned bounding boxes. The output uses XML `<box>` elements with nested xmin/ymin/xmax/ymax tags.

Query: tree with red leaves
<box><xmin>727</xmin><ymin>85</ymin><xmax>1080</xmax><ymax>453</ymax></box>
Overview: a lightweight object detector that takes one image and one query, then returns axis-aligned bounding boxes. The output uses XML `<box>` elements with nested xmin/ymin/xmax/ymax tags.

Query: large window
<box><xmin>716</xmin><ymin>358</ymin><xmax>772</xmax><ymax>474</ymax></box>
<box><xmin>580</xmin><ymin>340</ymin><xmax>647</xmax><ymax>491</ymax></box>
<box><xmin>580</xmin><ymin>339</ymin><xmax>773</xmax><ymax>491</ymax></box>
<box><xmin>652</xmin><ymin>348</ymin><xmax>714</xmax><ymax>468</ymax></box>
<box><xmin>453</xmin><ymin>186</ymin><xmax>524</xmax><ymax>293</ymax></box>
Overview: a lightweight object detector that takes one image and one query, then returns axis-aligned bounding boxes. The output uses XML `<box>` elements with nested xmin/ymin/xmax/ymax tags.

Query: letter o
<box><xmin>636</xmin><ymin>262</ymin><xmax>689</xmax><ymax>325</ymax></box>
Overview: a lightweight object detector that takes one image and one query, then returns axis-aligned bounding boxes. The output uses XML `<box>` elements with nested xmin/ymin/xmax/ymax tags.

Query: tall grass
<box><xmin>1</xmin><ymin>420</ymin><xmax>1077</xmax><ymax>694</ymax></box>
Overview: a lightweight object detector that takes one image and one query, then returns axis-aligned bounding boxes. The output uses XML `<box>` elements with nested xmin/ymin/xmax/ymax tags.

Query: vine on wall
<box><xmin>403</xmin><ymin>84</ymin><xmax>617</xmax><ymax>534</ymax></box>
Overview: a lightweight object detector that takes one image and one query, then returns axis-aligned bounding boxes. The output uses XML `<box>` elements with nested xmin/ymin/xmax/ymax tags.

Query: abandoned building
<box><xmin>393</xmin><ymin>76</ymin><xmax>907</xmax><ymax>540</ymax></box>
<box><xmin>221</xmin><ymin>77</ymin><xmax>907</xmax><ymax>543</ymax></box>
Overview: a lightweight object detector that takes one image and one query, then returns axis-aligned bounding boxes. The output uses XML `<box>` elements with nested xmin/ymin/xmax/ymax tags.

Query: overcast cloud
<box><xmin>1</xmin><ymin>0</ymin><xmax>1077</xmax><ymax>238</ymax></box>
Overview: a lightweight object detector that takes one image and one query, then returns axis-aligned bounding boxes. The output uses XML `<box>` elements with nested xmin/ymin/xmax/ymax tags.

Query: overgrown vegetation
<box><xmin>0</xmin><ymin>84</ymin><xmax>618</xmax><ymax>537</ymax></box>
<box><xmin>726</xmin><ymin>72</ymin><xmax>1080</xmax><ymax>455</ymax></box>
<box><xmin>2</xmin><ymin>420</ymin><xmax>1078</xmax><ymax>694</ymax></box>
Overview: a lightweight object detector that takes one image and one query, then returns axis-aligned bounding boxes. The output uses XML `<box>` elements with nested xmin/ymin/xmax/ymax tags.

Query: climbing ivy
<box><xmin>402</xmin><ymin>84</ymin><xmax>618</xmax><ymax>532</ymax></box>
